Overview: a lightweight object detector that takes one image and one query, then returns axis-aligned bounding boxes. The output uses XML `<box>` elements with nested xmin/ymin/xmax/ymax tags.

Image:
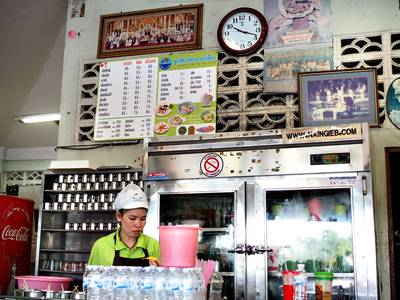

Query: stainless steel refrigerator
<box><xmin>143</xmin><ymin>124</ymin><xmax>377</xmax><ymax>299</ymax></box>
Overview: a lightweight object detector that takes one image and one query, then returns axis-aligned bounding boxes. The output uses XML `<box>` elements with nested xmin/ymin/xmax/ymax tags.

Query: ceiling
<box><xmin>0</xmin><ymin>0</ymin><xmax>67</xmax><ymax>149</ymax></box>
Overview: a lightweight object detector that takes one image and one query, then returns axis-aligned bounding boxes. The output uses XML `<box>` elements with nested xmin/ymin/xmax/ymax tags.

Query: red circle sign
<box><xmin>200</xmin><ymin>153</ymin><xmax>224</xmax><ymax>177</ymax></box>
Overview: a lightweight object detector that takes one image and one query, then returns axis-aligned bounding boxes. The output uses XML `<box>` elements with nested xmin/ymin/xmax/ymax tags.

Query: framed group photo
<box><xmin>298</xmin><ymin>68</ymin><xmax>379</xmax><ymax>127</ymax></box>
<box><xmin>97</xmin><ymin>4</ymin><xmax>203</xmax><ymax>58</ymax></box>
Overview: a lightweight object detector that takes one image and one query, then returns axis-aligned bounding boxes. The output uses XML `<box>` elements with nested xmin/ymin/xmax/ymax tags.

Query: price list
<box><xmin>94</xmin><ymin>58</ymin><xmax>158</xmax><ymax>140</ymax></box>
<box><xmin>159</xmin><ymin>67</ymin><xmax>216</xmax><ymax>103</ymax></box>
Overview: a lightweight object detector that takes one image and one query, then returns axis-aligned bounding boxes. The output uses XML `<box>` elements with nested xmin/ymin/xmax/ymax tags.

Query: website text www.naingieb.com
<box><xmin>285</xmin><ymin>127</ymin><xmax>358</xmax><ymax>140</ymax></box>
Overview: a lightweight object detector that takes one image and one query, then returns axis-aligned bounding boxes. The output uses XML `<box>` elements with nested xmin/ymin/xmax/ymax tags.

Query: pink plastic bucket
<box><xmin>15</xmin><ymin>275</ymin><xmax>73</xmax><ymax>291</ymax></box>
<box><xmin>159</xmin><ymin>225</ymin><xmax>200</xmax><ymax>267</ymax></box>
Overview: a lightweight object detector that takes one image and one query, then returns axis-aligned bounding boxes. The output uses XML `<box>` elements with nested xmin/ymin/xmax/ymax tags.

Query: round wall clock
<box><xmin>217</xmin><ymin>7</ymin><xmax>268</xmax><ymax>56</ymax></box>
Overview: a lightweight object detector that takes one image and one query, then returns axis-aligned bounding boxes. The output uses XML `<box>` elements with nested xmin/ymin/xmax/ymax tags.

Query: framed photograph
<box><xmin>386</xmin><ymin>77</ymin><xmax>400</xmax><ymax>130</ymax></box>
<box><xmin>97</xmin><ymin>4</ymin><xmax>203</xmax><ymax>59</ymax></box>
<box><xmin>298</xmin><ymin>68</ymin><xmax>379</xmax><ymax>127</ymax></box>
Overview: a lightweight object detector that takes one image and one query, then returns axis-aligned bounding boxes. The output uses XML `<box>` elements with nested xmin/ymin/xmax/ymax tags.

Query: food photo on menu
<box><xmin>153</xmin><ymin>92</ymin><xmax>217</xmax><ymax>136</ymax></box>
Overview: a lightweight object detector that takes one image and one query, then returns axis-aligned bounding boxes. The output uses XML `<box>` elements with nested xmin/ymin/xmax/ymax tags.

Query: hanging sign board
<box><xmin>154</xmin><ymin>51</ymin><xmax>218</xmax><ymax>137</ymax></box>
<box><xmin>94</xmin><ymin>50</ymin><xmax>218</xmax><ymax>141</ymax></box>
<box><xmin>94</xmin><ymin>58</ymin><xmax>158</xmax><ymax>141</ymax></box>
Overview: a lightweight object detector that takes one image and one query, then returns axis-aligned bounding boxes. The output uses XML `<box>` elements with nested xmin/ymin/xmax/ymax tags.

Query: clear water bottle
<box><xmin>155</xmin><ymin>267</ymin><xmax>168</xmax><ymax>300</ymax></box>
<box><xmin>167</xmin><ymin>267</ymin><xmax>183</xmax><ymax>300</ymax></box>
<box><xmin>294</xmin><ymin>264</ymin><xmax>307</xmax><ymax>300</ymax></box>
<box><xmin>82</xmin><ymin>265</ymin><xmax>93</xmax><ymax>298</ymax></box>
<box><xmin>209</xmin><ymin>271</ymin><xmax>224</xmax><ymax>300</ymax></box>
<box><xmin>193</xmin><ymin>267</ymin><xmax>206</xmax><ymax>300</ymax></box>
<box><xmin>141</xmin><ymin>266</ymin><xmax>156</xmax><ymax>299</ymax></box>
<box><xmin>87</xmin><ymin>266</ymin><xmax>102</xmax><ymax>300</ymax></box>
<box><xmin>99</xmin><ymin>267</ymin><xmax>113</xmax><ymax>300</ymax></box>
<box><xmin>127</xmin><ymin>267</ymin><xmax>142</xmax><ymax>300</ymax></box>
<box><xmin>113</xmin><ymin>266</ymin><xmax>129</xmax><ymax>300</ymax></box>
<box><xmin>182</xmin><ymin>268</ymin><xmax>196</xmax><ymax>300</ymax></box>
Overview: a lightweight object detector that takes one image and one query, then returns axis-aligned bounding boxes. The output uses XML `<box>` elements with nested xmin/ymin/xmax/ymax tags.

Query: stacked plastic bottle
<box><xmin>83</xmin><ymin>265</ymin><xmax>206</xmax><ymax>300</ymax></box>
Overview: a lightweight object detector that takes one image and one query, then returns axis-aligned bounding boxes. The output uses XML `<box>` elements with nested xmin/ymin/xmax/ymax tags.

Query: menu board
<box><xmin>94</xmin><ymin>50</ymin><xmax>218</xmax><ymax>141</ymax></box>
<box><xmin>154</xmin><ymin>51</ymin><xmax>218</xmax><ymax>136</ymax></box>
<box><xmin>94</xmin><ymin>57</ymin><xmax>158</xmax><ymax>141</ymax></box>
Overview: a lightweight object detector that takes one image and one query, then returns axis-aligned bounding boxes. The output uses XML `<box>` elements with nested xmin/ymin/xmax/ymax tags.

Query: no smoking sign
<box><xmin>200</xmin><ymin>153</ymin><xmax>224</xmax><ymax>177</ymax></box>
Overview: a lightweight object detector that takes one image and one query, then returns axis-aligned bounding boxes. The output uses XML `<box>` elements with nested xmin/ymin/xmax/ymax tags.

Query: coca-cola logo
<box><xmin>1</xmin><ymin>225</ymin><xmax>29</xmax><ymax>242</ymax></box>
<box><xmin>0</xmin><ymin>206</ymin><xmax>32</xmax><ymax>258</ymax></box>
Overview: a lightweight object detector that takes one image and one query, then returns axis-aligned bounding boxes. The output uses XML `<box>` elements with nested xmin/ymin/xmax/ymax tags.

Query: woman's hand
<box><xmin>147</xmin><ymin>256</ymin><xmax>160</xmax><ymax>267</ymax></box>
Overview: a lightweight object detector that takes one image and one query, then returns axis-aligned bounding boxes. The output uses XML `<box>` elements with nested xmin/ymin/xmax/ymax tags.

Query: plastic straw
<box><xmin>47</xmin><ymin>283</ymin><xmax>51</xmax><ymax>292</ymax></box>
<box><xmin>284</xmin><ymin>260</ymin><xmax>288</xmax><ymax>271</ymax></box>
<box><xmin>328</xmin><ymin>254</ymin><xmax>335</xmax><ymax>273</ymax></box>
<box><xmin>61</xmin><ymin>283</ymin><xmax>64</xmax><ymax>292</ymax></box>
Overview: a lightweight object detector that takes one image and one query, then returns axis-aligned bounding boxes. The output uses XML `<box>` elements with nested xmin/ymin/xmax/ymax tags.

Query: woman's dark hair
<box><xmin>117</xmin><ymin>208</ymin><xmax>148</xmax><ymax>215</ymax></box>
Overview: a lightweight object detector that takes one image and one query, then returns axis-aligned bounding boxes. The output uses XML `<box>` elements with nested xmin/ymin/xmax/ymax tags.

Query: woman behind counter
<box><xmin>88</xmin><ymin>183</ymin><xmax>160</xmax><ymax>266</ymax></box>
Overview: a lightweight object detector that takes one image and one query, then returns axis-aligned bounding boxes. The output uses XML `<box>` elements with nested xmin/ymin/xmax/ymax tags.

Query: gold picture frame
<box><xmin>97</xmin><ymin>4</ymin><xmax>203</xmax><ymax>59</ymax></box>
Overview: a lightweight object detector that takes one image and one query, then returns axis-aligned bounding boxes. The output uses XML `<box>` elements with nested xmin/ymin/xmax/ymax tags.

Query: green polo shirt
<box><xmin>88</xmin><ymin>230</ymin><xmax>160</xmax><ymax>266</ymax></box>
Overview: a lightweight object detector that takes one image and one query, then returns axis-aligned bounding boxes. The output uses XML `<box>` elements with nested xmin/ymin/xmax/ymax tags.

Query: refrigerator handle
<box><xmin>246</xmin><ymin>245</ymin><xmax>273</xmax><ymax>255</ymax></box>
<box><xmin>362</xmin><ymin>175</ymin><xmax>367</xmax><ymax>195</ymax></box>
<box><xmin>228</xmin><ymin>244</ymin><xmax>247</xmax><ymax>254</ymax></box>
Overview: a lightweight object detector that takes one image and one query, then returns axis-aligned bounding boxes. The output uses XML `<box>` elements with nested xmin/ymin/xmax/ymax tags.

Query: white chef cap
<box><xmin>114</xmin><ymin>183</ymin><xmax>148</xmax><ymax>210</ymax></box>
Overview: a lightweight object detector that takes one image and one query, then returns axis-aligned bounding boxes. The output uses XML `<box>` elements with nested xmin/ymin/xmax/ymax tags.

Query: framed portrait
<box><xmin>97</xmin><ymin>4</ymin><xmax>203</xmax><ymax>59</ymax></box>
<box><xmin>298</xmin><ymin>68</ymin><xmax>379</xmax><ymax>127</ymax></box>
<box><xmin>386</xmin><ymin>77</ymin><xmax>400</xmax><ymax>130</ymax></box>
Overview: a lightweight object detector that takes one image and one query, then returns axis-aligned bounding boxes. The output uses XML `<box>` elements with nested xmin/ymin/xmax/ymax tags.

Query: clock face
<box><xmin>217</xmin><ymin>8</ymin><xmax>267</xmax><ymax>56</ymax></box>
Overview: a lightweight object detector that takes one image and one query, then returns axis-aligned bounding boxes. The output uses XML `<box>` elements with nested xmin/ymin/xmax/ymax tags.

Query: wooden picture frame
<box><xmin>97</xmin><ymin>4</ymin><xmax>203</xmax><ymax>59</ymax></box>
<box><xmin>298</xmin><ymin>68</ymin><xmax>379</xmax><ymax>127</ymax></box>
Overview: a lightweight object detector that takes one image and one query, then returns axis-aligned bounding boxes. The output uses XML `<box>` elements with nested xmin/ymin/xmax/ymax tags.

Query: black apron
<box><xmin>112</xmin><ymin>232</ymin><xmax>150</xmax><ymax>267</ymax></box>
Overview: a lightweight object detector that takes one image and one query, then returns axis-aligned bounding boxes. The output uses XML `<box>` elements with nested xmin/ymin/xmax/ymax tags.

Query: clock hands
<box><xmin>233</xmin><ymin>26</ymin><xmax>257</xmax><ymax>37</ymax></box>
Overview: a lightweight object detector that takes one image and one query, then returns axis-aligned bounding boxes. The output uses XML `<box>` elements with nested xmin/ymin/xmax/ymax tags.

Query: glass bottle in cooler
<box><xmin>209</xmin><ymin>263</ymin><xmax>224</xmax><ymax>300</ymax></box>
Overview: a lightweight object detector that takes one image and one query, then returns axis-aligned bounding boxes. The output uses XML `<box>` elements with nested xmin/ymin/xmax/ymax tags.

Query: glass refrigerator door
<box><xmin>148</xmin><ymin>179</ymin><xmax>246</xmax><ymax>300</ymax></box>
<box><xmin>266</xmin><ymin>188</ymin><xmax>355</xmax><ymax>299</ymax></box>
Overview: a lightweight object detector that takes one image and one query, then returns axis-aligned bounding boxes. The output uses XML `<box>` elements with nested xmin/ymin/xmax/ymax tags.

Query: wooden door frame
<box><xmin>385</xmin><ymin>147</ymin><xmax>400</xmax><ymax>300</ymax></box>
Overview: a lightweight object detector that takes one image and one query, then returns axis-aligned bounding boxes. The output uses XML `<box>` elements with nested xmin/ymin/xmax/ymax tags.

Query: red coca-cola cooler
<box><xmin>0</xmin><ymin>195</ymin><xmax>34</xmax><ymax>294</ymax></box>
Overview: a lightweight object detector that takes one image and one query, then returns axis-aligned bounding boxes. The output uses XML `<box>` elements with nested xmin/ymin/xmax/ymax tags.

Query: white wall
<box><xmin>57</xmin><ymin>0</ymin><xmax>262</xmax><ymax>167</ymax></box>
<box><xmin>58</xmin><ymin>0</ymin><xmax>400</xmax><ymax>298</ymax></box>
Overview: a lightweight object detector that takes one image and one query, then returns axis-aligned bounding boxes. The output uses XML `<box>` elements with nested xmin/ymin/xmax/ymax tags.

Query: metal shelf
<box><xmin>42</xmin><ymin>209</ymin><xmax>115</xmax><ymax>213</ymax></box>
<box><xmin>201</xmin><ymin>227</ymin><xmax>232</xmax><ymax>233</ymax></box>
<box><xmin>39</xmin><ymin>269</ymin><xmax>84</xmax><ymax>275</ymax></box>
<box><xmin>40</xmin><ymin>249</ymin><xmax>91</xmax><ymax>254</ymax></box>
<box><xmin>41</xmin><ymin>229</ymin><xmax>114</xmax><ymax>233</ymax></box>
<box><xmin>44</xmin><ymin>189</ymin><xmax>122</xmax><ymax>193</ymax></box>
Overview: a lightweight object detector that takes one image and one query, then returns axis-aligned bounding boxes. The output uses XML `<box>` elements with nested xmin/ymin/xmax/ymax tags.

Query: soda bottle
<box><xmin>294</xmin><ymin>264</ymin><xmax>307</xmax><ymax>300</ymax></box>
